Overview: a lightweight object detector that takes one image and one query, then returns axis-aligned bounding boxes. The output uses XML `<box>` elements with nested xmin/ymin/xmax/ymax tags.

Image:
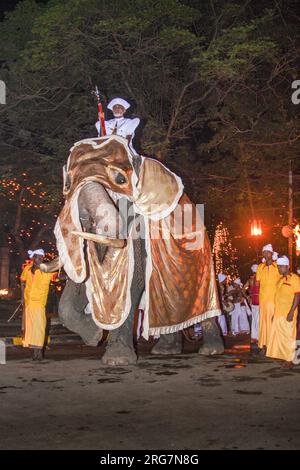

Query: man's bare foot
<box><xmin>259</xmin><ymin>346</ymin><xmax>266</xmax><ymax>356</ymax></box>
<box><xmin>281</xmin><ymin>361</ymin><xmax>293</xmax><ymax>369</ymax></box>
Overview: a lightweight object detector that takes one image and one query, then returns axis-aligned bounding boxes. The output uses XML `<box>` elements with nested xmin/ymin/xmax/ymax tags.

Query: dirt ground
<box><xmin>0</xmin><ymin>343</ymin><xmax>300</xmax><ymax>450</ymax></box>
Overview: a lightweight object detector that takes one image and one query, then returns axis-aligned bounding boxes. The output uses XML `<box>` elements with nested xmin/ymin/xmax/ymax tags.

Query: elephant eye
<box><xmin>115</xmin><ymin>172</ymin><xmax>127</xmax><ymax>185</ymax></box>
<box><xmin>107</xmin><ymin>165</ymin><xmax>129</xmax><ymax>187</ymax></box>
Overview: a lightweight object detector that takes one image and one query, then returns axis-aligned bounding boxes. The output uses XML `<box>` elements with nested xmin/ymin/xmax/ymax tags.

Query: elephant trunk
<box><xmin>40</xmin><ymin>256</ymin><xmax>62</xmax><ymax>273</ymax></box>
<box><xmin>78</xmin><ymin>181</ymin><xmax>126</xmax><ymax>246</ymax></box>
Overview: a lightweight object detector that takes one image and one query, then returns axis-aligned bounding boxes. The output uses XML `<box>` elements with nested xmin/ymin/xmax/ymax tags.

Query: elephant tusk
<box><xmin>71</xmin><ymin>231</ymin><xmax>125</xmax><ymax>248</ymax></box>
<box><xmin>40</xmin><ymin>256</ymin><xmax>62</xmax><ymax>273</ymax></box>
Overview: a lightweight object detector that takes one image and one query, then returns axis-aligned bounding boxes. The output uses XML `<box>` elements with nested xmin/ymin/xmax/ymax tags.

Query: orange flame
<box><xmin>250</xmin><ymin>219</ymin><xmax>262</xmax><ymax>237</ymax></box>
<box><xmin>0</xmin><ymin>289</ymin><xmax>9</xmax><ymax>296</ymax></box>
<box><xmin>294</xmin><ymin>224</ymin><xmax>300</xmax><ymax>256</ymax></box>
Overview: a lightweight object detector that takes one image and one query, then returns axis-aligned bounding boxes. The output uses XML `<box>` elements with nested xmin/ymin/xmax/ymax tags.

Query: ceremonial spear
<box><xmin>92</xmin><ymin>85</ymin><xmax>107</xmax><ymax>136</ymax></box>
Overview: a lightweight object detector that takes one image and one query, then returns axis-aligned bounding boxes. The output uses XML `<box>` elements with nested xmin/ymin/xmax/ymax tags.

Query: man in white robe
<box><xmin>217</xmin><ymin>273</ymin><xmax>228</xmax><ymax>336</ymax></box>
<box><xmin>230</xmin><ymin>278</ymin><xmax>251</xmax><ymax>335</ymax></box>
<box><xmin>244</xmin><ymin>264</ymin><xmax>260</xmax><ymax>342</ymax></box>
<box><xmin>95</xmin><ymin>97</ymin><xmax>140</xmax><ymax>154</ymax></box>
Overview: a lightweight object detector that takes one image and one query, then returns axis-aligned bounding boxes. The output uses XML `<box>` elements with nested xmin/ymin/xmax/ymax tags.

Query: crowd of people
<box><xmin>217</xmin><ymin>243</ymin><xmax>300</xmax><ymax>369</ymax></box>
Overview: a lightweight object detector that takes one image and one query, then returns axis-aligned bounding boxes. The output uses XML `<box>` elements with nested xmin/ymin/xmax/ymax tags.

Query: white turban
<box><xmin>233</xmin><ymin>278</ymin><xmax>243</xmax><ymax>287</ymax></box>
<box><xmin>218</xmin><ymin>273</ymin><xmax>226</xmax><ymax>283</ymax></box>
<box><xmin>251</xmin><ymin>264</ymin><xmax>258</xmax><ymax>273</ymax></box>
<box><xmin>107</xmin><ymin>98</ymin><xmax>130</xmax><ymax>111</ymax></box>
<box><xmin>272</xmin><ymin>251</ymin><xmax>278</xmax><ymax>261</ymax></box>
<box><xmin>297</xmin><ymin>268</ymin><xmax>300</xmax><ymax>275</ymax></box>
<box><xmin>277</xmin><ymin>256</ymin><xmax>289</xmax><ymax>266</ymax></box>
<box><xmin>262</xmin><ymin>243</ymin><xmax>273</xmax><ymax>253</ymax></box>
<box><xmin>28</xmin><ymin>249</ymin><xmax>45</xmax><ymax>259</ymax></box>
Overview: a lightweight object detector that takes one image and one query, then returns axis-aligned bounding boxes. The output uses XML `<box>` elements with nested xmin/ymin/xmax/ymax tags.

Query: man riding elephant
<box><xmin>41</xmin><ymin>135</ymin><xmax>224</xmax><ymax>365</ymax></box>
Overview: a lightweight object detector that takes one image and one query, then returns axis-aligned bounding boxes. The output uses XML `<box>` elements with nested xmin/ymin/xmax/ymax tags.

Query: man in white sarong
<box><xmin>230</xmin><ymin>278</ymin><xmax>250</xmax><ymax>335</ymax></box>
<box><xmin>217</xmin><ymin>273</ymin><xmax>228</xmax><ymax>336</ymax></box>
<box><xmin>244</xmin><ymin>264</ymin><xmax>260</xmax><ymax>343</ymax></box>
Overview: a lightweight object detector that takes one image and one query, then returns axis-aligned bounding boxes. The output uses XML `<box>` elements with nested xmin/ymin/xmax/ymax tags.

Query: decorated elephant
<box><xmin>42</xmin><ymin>135</ymin><xmax>224</xmax><ymax>365</ymax></box>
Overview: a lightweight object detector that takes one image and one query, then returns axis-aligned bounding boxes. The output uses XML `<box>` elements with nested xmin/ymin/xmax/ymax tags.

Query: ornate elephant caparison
<box><xmin>41</xmin><ymin>135</ymin><xmax>224</xmax><ymax>365</ymax></box>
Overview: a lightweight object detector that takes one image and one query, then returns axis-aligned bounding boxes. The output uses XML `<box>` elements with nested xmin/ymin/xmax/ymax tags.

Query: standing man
<box><xmin>217</xmin><ymin>273</ymin><xmax>229</xmax><ymax>336</ymax></box>
<box><xmin>21</xmin><ymin>249</ymin><xmax>57</xmax><ymax>361</ymax></box>
<box><xmin>230</xmin><ymin>278</ymin><xmax>250</xmax><ymax>335</ymax></box>
<box><xmin>95</xmin><ymin>97</ymin><xmax>140</xmax><ymax>154</ymax></box>
<box><xmin>256</xmin><ymin>243</ymin><xmax>281</xmax><ymax>354</ymax></box>
<box><xmin>267</xmin><ymin>256</ymin><xmax>300</xmax><ymax>369</ymax></box>
<box><xmin>244</xmin><ymin>264</ymin><xmax>260</xmax><ymax>344</ymax></box>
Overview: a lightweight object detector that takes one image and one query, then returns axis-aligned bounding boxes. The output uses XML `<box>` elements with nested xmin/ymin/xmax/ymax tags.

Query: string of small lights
<box><xmin>0</xmin><ymin>173</ymin><xmax>60</xmax><ymax>260</ymax></box>
<box><xmin>213</xmin><ymin>221</ymin><xmax>239</xmax><ymax>280</ymax></box>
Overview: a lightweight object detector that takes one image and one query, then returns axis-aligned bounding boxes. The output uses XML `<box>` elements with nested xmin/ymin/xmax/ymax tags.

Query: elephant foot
<box><xmin>151</xmin><ymin>332</ymin><xmax>182</xmax><ymax>355</ymax></box>
<box><xmin>101</xmin><ymin>336</ymin><xmax>137</xmax><ymax>366</ymax></box>
<box><xmin>198</xmin><ymin>318</ymin><xmax>224</xmax><ymax>356</ymax></box>
<box><xmin>198</xmin><ymin>344</ymin><xmax>224</xmax><ymax>355</ymax></box>
<box><xmin>59</xmin><ymin>313</ymin><xmax>103</xmax><ymax>347</ymax></box>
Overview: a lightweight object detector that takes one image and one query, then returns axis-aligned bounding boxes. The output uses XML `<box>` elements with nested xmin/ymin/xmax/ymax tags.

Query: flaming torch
<box><xmin>293</xmin><ymin>224</ymin><xmax>300</xmax><ymax>256</ymax></box>
<box><xmin>281</xmin><ymin>223</ymin><xmax>300</xmax><ymax>257</ymax></box>
<box><xmin>0</xmin><ymin>289</ymin><xmax>9</xmax><ymax>298</ymax></box>
<box><xmin>250</xmin><ymin>219</ymin><xmax>262</xmax><ymax>237</ymax></box>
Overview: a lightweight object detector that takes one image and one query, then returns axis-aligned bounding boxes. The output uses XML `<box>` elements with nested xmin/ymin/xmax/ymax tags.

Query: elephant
<box><xmin>41</xmin><ymin>135</ymin><xmax>224</xmax><ymax>365</ymax></box>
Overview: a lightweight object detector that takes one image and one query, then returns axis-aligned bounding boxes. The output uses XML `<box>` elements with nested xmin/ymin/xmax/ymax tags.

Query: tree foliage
<box><xmin>0</xmin><ymin>0</ymin><xmax>299</xmax><ymax>271</ymax></box>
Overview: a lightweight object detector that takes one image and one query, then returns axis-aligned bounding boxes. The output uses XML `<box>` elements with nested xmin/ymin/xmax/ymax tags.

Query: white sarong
<box><xmin>231</xmin><ymin>303</ymin><xmax>250</xmax><ymax>335</ymax></box>
<box><xmin>251</xmin><ymin>304</ymin><xmax>260</xmax><ymax>341</ymax></box>
<box><xmin>218</xmin><ymin>314</ymin><xmax>228</xmax><ymax>336</ymax></box>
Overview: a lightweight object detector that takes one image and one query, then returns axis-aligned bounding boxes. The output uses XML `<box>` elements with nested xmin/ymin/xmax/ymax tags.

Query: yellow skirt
<box><xmin>267</xmin><ymin>316</ymin><xmax>297</xmax><ymax>362</ymax></box>
<box><xmin>22</xmin><ymin>303</ymin><xmax>46</xmax><ymax>349</ymax></box>
<box><xmin>258</xmin><ymin>300</ymin><xmax>275</xmax><ymax>349</ymax></box>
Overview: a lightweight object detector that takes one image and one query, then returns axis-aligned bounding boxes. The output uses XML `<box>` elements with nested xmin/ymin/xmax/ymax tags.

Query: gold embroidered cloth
<box><xmin>54</xmin><ymin>136</ymin><xmax>220</xmax><ymax>334</ymax></box>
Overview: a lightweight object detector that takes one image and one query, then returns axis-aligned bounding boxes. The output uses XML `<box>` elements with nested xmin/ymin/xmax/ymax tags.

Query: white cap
<box><xmin>107</xmin><ymin>98</ymin><xmax>130</xmax><ymax>111</ymax></box>
<box><xmin>233</xmin><ymin>278</ymin><xmax>243</xmax><ymax>286</ymax></box>
<box><xmin>218</xmin><ymin>273</ymin><xmax>226</xmax><ymax>283</ymax></box>
<box><xmin>262</xmin><ymin>243</ymin><xmax>273</xmax><ymax>253</ymax></box>
<box><xmin>28</xmin><ymin>249</ymin><xmax>45</xmax><ymax>259</ymax></box>
<box><xmin>251</xmin><ymin>264</ymin><xmax>258</xmax><ymax>273</ymax></box>
<box><xmin>277</xmin><ymin>255</ymin><xmax>289</xmax><ymax>266</ymax></box>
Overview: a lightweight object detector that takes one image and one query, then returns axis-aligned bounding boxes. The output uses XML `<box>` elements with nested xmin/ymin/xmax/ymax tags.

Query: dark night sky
<box><xmin>0</xmin><ymin>1</ymin><xmax>20</xmax><ymax>19</ymax></box>
<box><xmin>0</xmin><ymin>0</ymin><xmax>49</xmax><ymax>20</ymax></box>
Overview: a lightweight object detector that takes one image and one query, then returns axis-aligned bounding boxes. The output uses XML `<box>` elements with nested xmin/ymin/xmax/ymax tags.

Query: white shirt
<box><xmin>95</xmin><ymin>117</ymin><xmax>140</xmax><ymax>153</ymax></box>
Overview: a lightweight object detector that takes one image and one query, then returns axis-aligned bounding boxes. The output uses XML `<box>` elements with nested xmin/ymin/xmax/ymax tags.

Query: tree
<box><xmin>0</xmin><ymin>0</ymin><xmax>299</xmax><ymax>272</ymax></box>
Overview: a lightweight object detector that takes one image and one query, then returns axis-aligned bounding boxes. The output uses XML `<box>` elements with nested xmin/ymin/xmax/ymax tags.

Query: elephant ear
<box><xmin>54</xmin><ymin>182</ymin><xmax>87</xmax><ymax>283</ymax></box>
<box><xmin>133</xmin><ymin>158</ymin><xmax>184</xmax><ymax>220</ymax></box>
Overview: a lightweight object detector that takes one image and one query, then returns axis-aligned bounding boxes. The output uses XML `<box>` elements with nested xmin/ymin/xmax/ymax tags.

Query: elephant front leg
<box><xmin>59</xmin><ymin>280</ymin><xmax>103</xmax><ymax>347</ymax></box>
<box><xmin>102</xmin><ymin>318</ymin><xmax>137</xmax><ymax>366</ymax></box>
<box><xmin>101</xmin><ymin>236</ymin><xmax>146</xmax><ymax>366</ymax></box>
<box><xmin>198</xmin><ymin>318</ymin><xmax>224</xmax><ymax>355</ymax></box>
